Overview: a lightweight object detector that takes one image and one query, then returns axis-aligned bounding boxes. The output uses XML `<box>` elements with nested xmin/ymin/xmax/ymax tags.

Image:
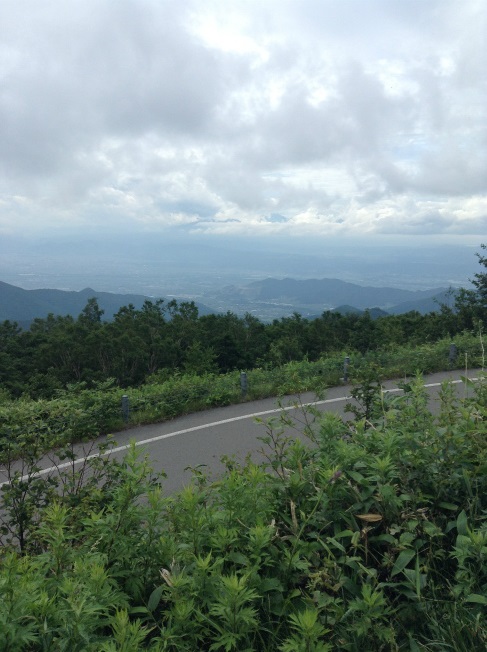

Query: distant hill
<box><xmin>215</xmin><ymin>277</ymin><xmax>449</xmax><ymax>317</ymax></box>
<box><xmin>386</xmin><ymin>290</ymin><xmax>454</xmax><ymax>315</ymax></box>
<box><xmin>305</xmin><ymin>306</ymin><xmax>389</xmax><ymax>320</ymax></box>
<box><xmin>245</xmin><ymin>277</ymin><xmax>447</xmax><ymax>308</ymax></box>
<box><xmin>0</xmin><ymin>277</ymin><xmax>455</xmax><ymax>327</ymax></box>
<box><xmin>332</xmin><ymin>305</ymin><xmax>389</xmax><ymax>318</ymax></box>
<box><xmin>0</xmin><ymin>281</ymin><xmax>215</xmax><ymax>326</ymax></box>
<box><xmin>326</xmin><ymin>291</ymin><xmax>455</xmax><ymax>318</ymax></box>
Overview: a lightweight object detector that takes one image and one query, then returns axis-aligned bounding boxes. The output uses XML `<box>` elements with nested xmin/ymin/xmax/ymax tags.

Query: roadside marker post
<box><xmin>240</xmin><ymin>372</ymin><xmax>248</xmax><ymax>399</ymax></box>
<box><xmin>449</xmin><ymin>343</ymin><xmax>458</xmax><ymax>365</ymax></box>
<box><xmin>121</xmin><ymin>395</ymin><xmax>130</xmax><ymax>423</ymax></box>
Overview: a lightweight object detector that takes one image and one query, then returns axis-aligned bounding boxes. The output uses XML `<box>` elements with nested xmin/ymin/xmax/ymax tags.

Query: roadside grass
<box><xmin>0</xmin><ymin>361</ymin><xmax>485</xmax><ymax>650</ymax></box>
<box><xmin>0</xmin><ymin>332</ymin><xmax>483</xmax><ymax>454</ymax></box>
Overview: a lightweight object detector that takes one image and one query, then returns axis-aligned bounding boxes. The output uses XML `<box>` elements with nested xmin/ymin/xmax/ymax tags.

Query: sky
<box><xmin>0</xmin><ymin>0</ymin><xmax>486</xmax><ymax>245</ymax></box>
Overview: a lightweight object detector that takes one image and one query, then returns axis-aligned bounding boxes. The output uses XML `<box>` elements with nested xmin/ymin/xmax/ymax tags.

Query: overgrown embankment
<box><xmin>0</xmin><ymin>332</ymin><xmax>483</xmax><ymax>453</ymax></box>
<box><xmin>1</xmin><ymin>368</ymin><xmax>486</xmax><ymax>649</ymax></box>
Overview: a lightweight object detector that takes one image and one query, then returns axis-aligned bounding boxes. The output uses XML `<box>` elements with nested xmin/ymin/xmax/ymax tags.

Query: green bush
<box><xmin>1</xmin><ymin>332</ymin><xmax>483</xmax><ymax>457</ymax></box>
<box><xmin>1</xmin><ymin>372</ymin><xmax>486</xmax><ymax>649</ymax></box>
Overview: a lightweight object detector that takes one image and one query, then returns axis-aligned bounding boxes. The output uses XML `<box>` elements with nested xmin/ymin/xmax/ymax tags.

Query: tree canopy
<box><xmin>0</xmin><ymin>244</ymin><xmax>485</xmax><ymax>400</ymax></box>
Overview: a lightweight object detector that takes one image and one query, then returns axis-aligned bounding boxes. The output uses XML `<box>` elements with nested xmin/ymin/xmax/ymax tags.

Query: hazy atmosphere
<box><xmin>1</xmin><ymin>0</ymin><xmax>486</xmax><ymax>295</ymax></box>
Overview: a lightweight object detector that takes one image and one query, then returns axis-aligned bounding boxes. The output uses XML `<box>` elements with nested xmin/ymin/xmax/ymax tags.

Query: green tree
<box><xmin>265</xmin><ymin>313</ymin><xmax>307</xmax><ymax>364</ymax></box>
<box><xmin>472</xmin><ymin>243</ymin><xmax>487</xmax><ymax>303</ymax></box>
<box><xmin>106</xmin><ymin>304</ymin><xmax>153</xmax><ymax>385</ymax></box>
<box><xmin>166</xmin><ymin>300</ymin><xmax>200</xmax><ymax>368</ymax></box>
<box><xmin>183</xmin><ymin>341</ymin><xmax>218</xmax><ymax>375</ymax></box>
<box><xmin>349</xmin><ymin>310</ymin><xmax>378</xmax><ymax>354</ymax></box>
<box><xmin>305</xmin><ymin>311</ymin><xmax>347</xmax><ymax>358</ymax></box>
<box><xmin>199</xmin><ymin>312</ymin><xmax>248</xmax><ymax>372</ymax></box>
<box><xmin>78</xmin><ymin>297</ymin><xmax>104</xmax><ymax>325</ymax></box>
<box><xmin>239</xmin><ymin>313</ymin><xmax>269</xmax><ymax>367</ymax></box>
<box><xmin>0</xmin><ymin>320</ymin><xmax>23</xmax><ymax>396</ymax></box>
<box><xmin>454</xmin><ymin>244</ymin><xmax>487</xmax><ymax>329</ymax></box>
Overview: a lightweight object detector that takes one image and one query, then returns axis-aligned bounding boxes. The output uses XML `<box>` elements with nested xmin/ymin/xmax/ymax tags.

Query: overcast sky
<box><xmin>0</xmin><ymin>0</ymin><xmax>486</xmax><ymax>243</ymax></box>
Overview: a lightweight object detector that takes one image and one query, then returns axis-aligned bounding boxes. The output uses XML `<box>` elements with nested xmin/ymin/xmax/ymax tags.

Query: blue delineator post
<box><xmin>449</xmin><ymin>343</ymin><xmax>458</xmax><ymax>365</ymax></box>
<box><xmin>240</xmin><ymin>372</ymin><xmax>248</xmax><ymax>398</ymax></box>
<box><xmin>121</xmin><ymin>395</ymin><xmax>129</xmax><ymax>423</ymax></box>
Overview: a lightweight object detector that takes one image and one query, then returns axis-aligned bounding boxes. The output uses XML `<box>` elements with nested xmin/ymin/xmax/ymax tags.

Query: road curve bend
<box><xmin>1</xmin><ymin>369</ymin><xmax>481</xmax><ymax>493</ymax></box>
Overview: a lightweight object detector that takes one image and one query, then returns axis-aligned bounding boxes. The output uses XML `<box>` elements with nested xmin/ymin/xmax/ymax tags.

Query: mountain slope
<box><xmin>0</xmin><ymin>281</ymin><xmax>214</xmax><ymax>324</ymax></box>
<box><xmin>213</xmin><ymin>278</ymin><xmax>449</xmax><ymax>318</ymax></box>
<box><xmin>386</xmin><ymin>290</ymin><xmax>453</xmax><ymax>315</ymax></box>
<box><xmin>243</xmin><ymin>277</ymin><xmax>447</xmax><ymax>308</ymax></box>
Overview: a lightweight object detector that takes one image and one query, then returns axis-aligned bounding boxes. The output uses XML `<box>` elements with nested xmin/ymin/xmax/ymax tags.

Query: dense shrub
<box><xmin>1</xmin><ymin>372</ymin><xmax>486</xmax><ymax>649</ymax></box>
<box><xmin>1</xmin><ymin>332</ymin><xmax>483</xmax><ymax>456</ymax></box>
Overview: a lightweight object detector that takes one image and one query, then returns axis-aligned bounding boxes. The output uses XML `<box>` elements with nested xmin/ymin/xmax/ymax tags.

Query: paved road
<box><xmin>1</xmin><ymin>369</ymin><xmax>479</xmax><ymax>493</ymax></box>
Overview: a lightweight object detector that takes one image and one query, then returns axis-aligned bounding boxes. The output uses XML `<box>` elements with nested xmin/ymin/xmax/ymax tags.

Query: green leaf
<box><xmin>259</xmin><ymin>578</ymin><xmax>283</xmax><ymax>593</ymax></box>
<box><xmin>422</xmin><ymin>521</ymin><xmax>442</xmax><ymax>537</ymax></box>
<box><xmin>130</xmin><ymin>606</ymin><xmax>151</xmax><ymax>615</ymax></box>
<box><xmin>445</xmin><ymin>520</ymin><xmax>458</xmax><ymax>534</ymax></box>
<box><xmin>456</xmin><ymin>510</ymin><xmax>469</xmax><ymax>536</ymax></box>
<box><xmin>334</xmin><ymin>529</ymin><xmax>354</xmax><ymax>539</ymax></box>
<box><xmin>438</xmin><ymin>502</ymin><xmax>459</xmax><ymax>511</ymax></box>
<box><xmin>400</xmin><ymin>532</ymin><xmax>416</xmax><ymax>546</ymax></box>
<box><xmin>370</xmin><ymin>533</ymin><xmax>397</xmax><ymax>544</ymax></box>
<box><xmin>326</xmin><ymin>537</ymin><xmax>346</xmax><ymax>553</ymax></box>
<box><xmin>408</xmin><ymin>634</ymin><xmax>422</xmax><ymax>651</ymax></box>
<box><xmin>148</xmin><ymin>585</ymin><xmax>164</xmax><ymax>612</ymax></box>
<box><xmin>227</xmin><ymin>551</ymin><xmax>249</xmax><ymax>565</ymax></box>
<box><xmin>465</xmin><ymin>594</ymin><xmax>487</xmax><ymax>605</ymax></box>
<box><xmin>347</xmin><ymin>470</ymin><xmax>365</xmax><ymax>482</ymax></box>
<box><xmin>391</xmin><ymin>550</ymin><xmax>416</xmax><ymax>577</ymax></box>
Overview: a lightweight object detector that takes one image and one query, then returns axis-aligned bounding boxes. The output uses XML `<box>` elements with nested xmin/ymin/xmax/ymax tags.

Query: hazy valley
<box><xmin>0</xmin><ymin>236</ymin><xmax>475</xmax><ymax>322</ymax></box>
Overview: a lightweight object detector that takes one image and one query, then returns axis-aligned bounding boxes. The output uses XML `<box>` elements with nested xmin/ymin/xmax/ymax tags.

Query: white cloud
<box><xmin>0</xmin><ymin>0</ymin><xmax>485</xmax><ymax>239</ymax></box>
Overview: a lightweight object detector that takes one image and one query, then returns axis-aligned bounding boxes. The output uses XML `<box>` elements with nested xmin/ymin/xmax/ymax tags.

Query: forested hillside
<box><xmin>0</xmin><ymin>250</ymin><xmax>484</xmax><ymax>400</ymax></box>
<box><xmin>232</xmin><ymin>276</ymin><xmax>447</xmax><ymax>308</ymax></box>
<box><xmin>0</xmin><ymin>281</ymin><xmax>214</xmax><ymax>327</ymax></box>
<box><xmin>1</xmin><ymin>345</ymin><xmax>486</xmax><ymax>650</ymax></box>
<box><xmin>0</xmin><ymin>245</ymin><xmax>486</xmax><ymax>650</ymax></box>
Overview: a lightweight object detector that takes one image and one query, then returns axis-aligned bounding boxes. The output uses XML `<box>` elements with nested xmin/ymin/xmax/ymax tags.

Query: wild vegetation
<box><xmin>0</xmin><ymin>245</ymin><xmax>485</xmax><ymax>402</ymax></box>
<box><xmin>0</xmin><ymin>245</ymin><xmax>485</xmax><ymax>649</ymax></box>
<box><xmin>1</xmin><ymin>369</ymin><xmax>486</xmax><ymax>649</ymax></box>
<box><xmin>0</xmin><ymin>245</ymin><xmax>484</xmax><ymax>449</ymax></box>
<box><xmin>0</xmin><ymin>331</ymin><xmax>484</xmax><ymax>458</ymax></box>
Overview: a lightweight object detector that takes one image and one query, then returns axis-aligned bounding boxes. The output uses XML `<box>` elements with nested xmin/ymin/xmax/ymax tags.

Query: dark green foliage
<box><xmin>0</xmin><ymin>331</ymin><xmax>484</xmax><ymax>462</ymax></box>
<box><xmin>1</xmin><ymin>372</ymin><xmax>486</xmax><ymax>649</ymax></box>
<box><xmin>345</xmin><ymin>363</ymin><xmax>384</xmax><ymax>426</ymax></box>
<box><xmin>448</xmin><ymin>244</ymin><xmax>487</xmax><ymax>331</ymax></box>
<box><xmin>472</xmin><ymin>243</ymin><xmax>487</xmax><ymax>301</ymax></box>
<box><xmin>0</xmin><ymin>303</ymin><xmax>466</xmax><ymax>398</ymax></box>
<box><xmin>0</xmin><ymin>242</ymin><xmax>484</xmax><ymax>400</ymax></box>
<box><xmin>0</xmin><ymin>244</ymin><xmax>485</xmax><ymax>649</ymax></box>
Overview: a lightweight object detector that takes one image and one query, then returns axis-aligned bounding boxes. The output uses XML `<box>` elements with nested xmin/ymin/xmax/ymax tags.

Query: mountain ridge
<box><xmin>212</xmin><ymin>277</ymin><xmax>450</xmax><ymax>318</ymax></box>
<box><xmin>0</xmin><ymin>281</ymin><xmax>214</xmax><ymax>325</ymax></box>
<box><xmin>241</xmin><ymin>277</ymin><xmax>447</xmax><ymax>307</ymax></box>
<box><xmin>0</xmin><ymin>277</ymin><xmax>453</xmax><ymax>326</ymax></box>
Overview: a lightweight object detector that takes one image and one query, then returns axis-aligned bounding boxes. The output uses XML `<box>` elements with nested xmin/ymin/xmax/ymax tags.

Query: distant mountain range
<box><xmin>0</xmin><ymin>281</ymin><xmax>214</xmax><ymax>327</ymax></box>
<box><xmin>214</xmin><ymin>277</ymin><xmax>451</xmax><ymax>319</ymax></box>
<box><xmin>0</xmin><ymin>277</ymin><xmax>453</xmax><ymax>327</ymax></box>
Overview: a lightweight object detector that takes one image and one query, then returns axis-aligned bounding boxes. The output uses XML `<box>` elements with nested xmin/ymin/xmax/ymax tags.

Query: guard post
<box><xmin>240</xmin><ymin>372</ymin><xmax>248</xmax><ymax>399</ymax></box>
<box><xmin>449</xmin><ymin>343</ymin><xmax>458</xmax><ymax>366</ymax></box>
<box><xmin>121</xmin><ymin>395</ymin><xmax>130</xmax><ymax>423</ymax></box>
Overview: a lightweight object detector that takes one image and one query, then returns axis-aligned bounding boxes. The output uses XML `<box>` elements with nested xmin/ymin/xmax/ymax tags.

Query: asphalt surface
<box><xmin>0</xmin><ymin>368</ymin><xmax>480</xmax><ymax>494</ymax></box>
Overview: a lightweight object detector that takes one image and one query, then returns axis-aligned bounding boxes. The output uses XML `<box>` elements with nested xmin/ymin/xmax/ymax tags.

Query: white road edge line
<box><xmin>0</xmin><ymin>378</ymin><xmax>478</xmax><ymax>486</ymax></box>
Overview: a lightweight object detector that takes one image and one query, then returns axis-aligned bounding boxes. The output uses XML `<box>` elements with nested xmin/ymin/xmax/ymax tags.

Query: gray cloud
<box><xmin>0</xmin><ymin>0</ymin><xmax>485</xmax><ymax>239</ymax></box>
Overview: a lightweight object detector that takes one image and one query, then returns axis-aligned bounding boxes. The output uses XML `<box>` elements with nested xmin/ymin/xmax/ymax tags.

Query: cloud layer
<box><xmin>0</xmin><ymin>0</ymin><xmax>486</xmax><ymax>238</ymax></box>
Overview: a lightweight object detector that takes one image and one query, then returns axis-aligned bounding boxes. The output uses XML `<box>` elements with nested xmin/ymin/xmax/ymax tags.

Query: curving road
<box><xmin>1</xmin><ymin>369</ymin><xmax>480</xmax><ymax>493</ymax></box>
